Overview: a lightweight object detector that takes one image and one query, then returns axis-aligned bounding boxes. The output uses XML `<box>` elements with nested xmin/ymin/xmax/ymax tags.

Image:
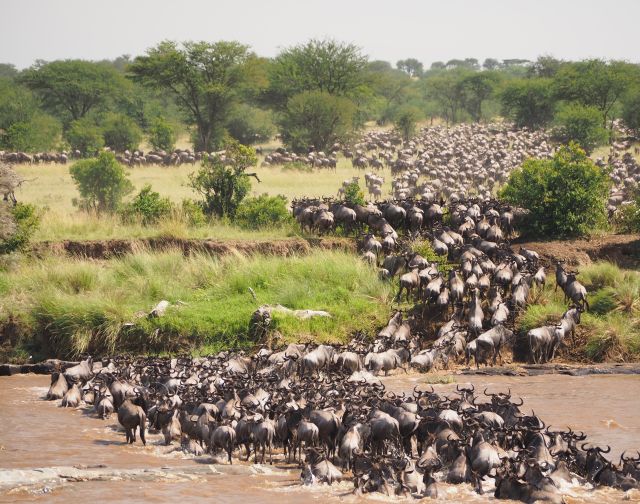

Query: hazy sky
<box><xmin>1</xmin><ymin>0</ymin><xmax>639</xmax><ymax>69</ymax></box>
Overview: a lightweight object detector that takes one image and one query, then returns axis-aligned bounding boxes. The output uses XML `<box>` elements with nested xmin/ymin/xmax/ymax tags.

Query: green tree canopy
<box><xmin>553</xmin><ymin>103</ymin><xmax>609</xmax><ymax>153</ymax></box>
<box><xmin>500</xmin><ymin>78</ymin><xmax>556</xmax><ymax>128</ymax></box>
<box><xmin>129</xmin><ymin>40</ymin><xmax>251</xmax><ymax>151</ymax></box>
<box><xmin>70</xmin><ymin>152</ymin><xmax>133</xmax><ymax>212</ymax></box>
<box><xmin>460</xmin><ymin>71</ymin><xmax>500</xmax><ymax>122</ymax></box>
<box><xmin>394</xmin><ymin>106</ymin><xmax>421</xmax><ymax>141</ymax></box>
<box><xmin>622</xmin><ymin>88</ymin><xmax>640</xmax><ymax>133</ymax></box>
<box><xmin>20</xmin><ymin>60</ymin><xmax>128</xmax><ymax>123</ymax></box>
<box><xmin>189</xmin><ymin>140</ymin><xmax>258</xmax><ymax>217</ymax></box>
<box><xmin>278</xmin><ymin>91</ymin><xmax>356</xmax><ymax>153</ymax></box>
<box><xmin>101</xmin><ymin>112</ymin><xmax>142</xmax><ymax>152</ymax></box>
<box><xmin>500</xmin><ymin>144</ymin><xmax>610</xmax><ymax>237</ymax></box>
<box><xmin>553</xmin><ymin>59</ymin><xmax>633</xmax><ymax>127</ymax></box>
<box><xmin>66</xmin><ymin>117</ymin><xmax>104</xmax><ymax>156</ymax></box>
<box><xmin>396</xmin><ymin>58</ymin><xmax>424</xmax><ymax>77</ymax></box>
<box><xmin>149</xmin><ymin>116</ymin><xmax>176</xmax><ymax>152</ymax></box>
<box><xmin>267</xmin><ymin>39</ymin><xmax>367</xmax><ymax>108</ymax></box>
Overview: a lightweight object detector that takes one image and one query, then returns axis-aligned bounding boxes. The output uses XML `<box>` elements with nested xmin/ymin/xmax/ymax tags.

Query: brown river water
<box><xmin>1</xmin><ymin>373</ymin><xmax>639</xmax><ymax>503</ymax></box>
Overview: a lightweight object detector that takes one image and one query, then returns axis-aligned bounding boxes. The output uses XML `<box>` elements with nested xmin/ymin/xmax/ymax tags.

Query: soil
<box><xmin>30</xmin><ymin>236</ymin><xmax>355</xmax><ymax>259</ymax></box>
<box><xmin>513</xmin><ymin>233</ymin><xmax>640</xmax><ymax>268</ymax></box>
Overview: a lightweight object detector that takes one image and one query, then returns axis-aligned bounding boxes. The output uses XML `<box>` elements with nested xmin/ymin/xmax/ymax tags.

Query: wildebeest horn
<box><xmin>596</xmin><ymin>445</ymin><xmax>611</xmax><ymax>454</ymax></box>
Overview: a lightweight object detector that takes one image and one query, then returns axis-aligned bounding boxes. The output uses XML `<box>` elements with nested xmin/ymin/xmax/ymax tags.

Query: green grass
<box><xmin>0</xmin><ymin>249</ymin><xmax>391</xmax><ymax>360</ymax></box>
<box><xmin>518</xmin><ymin>262</ymin><xmax>640</xmax><ymax>362</ymax></box>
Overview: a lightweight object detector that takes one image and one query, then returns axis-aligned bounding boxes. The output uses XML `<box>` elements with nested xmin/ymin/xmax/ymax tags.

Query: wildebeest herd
<box><xmin>45</xmin><ymin>348</ymin><xmax>639</xmax><ymax>501</ymax></box>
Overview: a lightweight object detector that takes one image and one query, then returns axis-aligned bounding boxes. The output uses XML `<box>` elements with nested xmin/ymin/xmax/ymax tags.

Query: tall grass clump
<box><xmin>518</xmin><ymin>261</ymin><xmax>640</xmax><ymax>362</ymax></box>
<box><xmin>0</xmin><ymin>249</ymin><xmax>391</xmax><ymax>359</ymax></box>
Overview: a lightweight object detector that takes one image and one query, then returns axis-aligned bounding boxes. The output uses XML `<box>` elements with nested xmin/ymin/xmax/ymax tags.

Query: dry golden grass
<box><xmin>12</xmin><ymin>153</ymin><xmax>393</xmax><ymax>241</ymax></box>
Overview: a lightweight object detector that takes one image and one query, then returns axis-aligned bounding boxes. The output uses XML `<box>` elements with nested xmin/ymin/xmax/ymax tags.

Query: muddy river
<box><xmin>1</xmin><ymin>373</ymin><xmax>639</xmax><ymax>503</ymax></box>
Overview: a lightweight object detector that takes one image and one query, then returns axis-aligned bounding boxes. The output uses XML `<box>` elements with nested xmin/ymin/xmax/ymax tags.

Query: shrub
<box><xmin>499</xmin><ymin>143</ymin><xmax>610</xmax><ymax>238</ymax></box>
<box><xmin>180</xmin><ymin>198</ymin><xmax>207</xmax><ymax>227</ymax></box>
<box><xmin>149</xmin><ymin>116</ymin><xmax>176</xmax><ymax>152</ymax></box>
<box><xmin>70</xmin><ymin>152</ymin><xmax>133</xmax><ymax>213</ymax></box>
<box><xmin>613</xmin><ymin>189</ymin><xmax>640</xmax><ymax>233</ymax></box>
<box><xmin>66</xmin><ymin>118</ymin><xmax>104</xmax><ymax>156</ymax></box>
<box><xmin>235</xmin><ymin>194</ymin><xmax>291</xmax><ymax>229</ymax></box>
<box><xmin>2</xmin><ymin>114</ymin><xmax>61</xmax><ymax>152</ymax></box>
<box><xmin>621</xmin><ymin>89</ymin><xmax>640</xmax><ymax>133</ymax></box>
<box><xmin>102</xmin><ymin>113</ymin><xmax>143</xmax><ymax>152</ymax></box>
<box><xmin>0</xmin><ymin>203</ymin><xmax>40</xmax><ymax>255</ymax></box>
<box><xmin>188</xmin><ymin>139</ymin><xmax>258</xmax><ymax>218</ymax></box>
<box><xmin>278</xmin><ymin>91</ymin><xmax>356</xmax><ymax>153</ymax></box>
<box><xmin>500</xmin><ymin>78</ymin><xmax>557</xmax><ymax>128</ymax></box>
<box><xmin>120</xmin><ymin>185</ymin><xmax>173</xmax><ymax>225</ymax></box>
<box><xmin>393</xmin><ymin>107</ymin><xmax>421</xmax><ymax>142</ymax></box>
<box><xmin>553</xmin><ymin>103</ymin><xmax>609</xmax><ymax>153</ymax></box>
<box><xmin>226</xmin><ymin>105</ymin><xmax>275</xmax><ymax>145</ymax></box>
<box><xmin>343</xmin><ymin>181</ymin><xmax>365</xmax><ymax>206</ymax></box>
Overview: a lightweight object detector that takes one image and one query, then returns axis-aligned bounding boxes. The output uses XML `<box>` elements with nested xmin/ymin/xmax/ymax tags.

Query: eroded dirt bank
<box><xmin>30</xmin><ymin>236</ymin><xmax>355</xmax><ymax>259</ymax></box>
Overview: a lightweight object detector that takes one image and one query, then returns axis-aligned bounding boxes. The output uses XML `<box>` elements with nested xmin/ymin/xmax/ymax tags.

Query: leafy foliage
<box><xmin>500</xmin><ymin>144</ymin><xmax>610</xmax><ymax>237</ymax></box>
<box><xmin>101</xmin><ymin>112</ymin><xmax>142</xmax><ymax>152</ymax></box>
<box><xmin>226</xmin><ymin>104</ymin><xmax>275</xmax><ymax>144</ymax></box>
<box><xmin>66</xmin><ymin>118</ymin><xmax>104</xmax><ymax>156</ymax></box>
<box><xmin>500</xmin><ymin>78</ymin><xmax>556</xmax><ymax>128</ymax></box>
<box><xmin>622</xmin><ymin>88</ymin><xmax>640</xmax><ymax>133</ymax></box>
<box><xmin>120</xmin><ymin>185</ymin><xmax>173</xmax><ymax>225</ymax></box>
<box><xmin>235</xmin><ymin>194</ymin><xmax>291</xmax><ymax>229</ymax></box>
<box><xmin>613</xmin><ymin>189</ymin><xmax>640</xmax><ymax>233</ymax></box>
<box><xmin>2</xmin><ymin>114</ymin><xmax>61</xmax><ymax>152</ymax></box>
<box><xmin>20</xmin><ymin>60</ymin><xmax>128</xmax><ymax>123</ymax></box>
<box><xmin>148</xmin><ymin>116</ymin><xmax>176</xmax><ymax>152</ymax></box>
<box><xmin>129</xmin><ymin>40</ymin><xmax>250</xmax><ymax>151</ymax></box>
<box><xmin>189</xmin><ymin>140</ymin><xmax>258</xmax><ymax>217</ymax></box>
<box><xmin>278</xmin><ymin>91</ymin><xmax>356</xmax><ymax>153</ymax></box>
<box><xmin>393</xmin><ymin>107</ymin><xmax>421</xmax><ymax>141</ymax></box>
<box><xmin>553</xmin><ymin>103</ymin><xmax>609</xmax><ymax>153</ymax></box>
<box><xmin>70</xmin><ymin>152</ymin><xmax>133</xmax><ymax>213</ymax></box>
<box><xmin>0</xmin><ymin>203</ymin><xmax>40</xmax><ymax>255</ymax></box>
<box><xmin>268</xmin><ymin>39</ymin><xmax>367</xmax><ymax>108</ymax></box>
<box><xmin>343</xmin><ymin>182</ymin><xmax>366</xmax><ymax>206</ymax></box>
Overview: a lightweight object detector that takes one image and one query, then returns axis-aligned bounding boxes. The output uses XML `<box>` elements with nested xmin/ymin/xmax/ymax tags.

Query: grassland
<box><xmin>12</xmin><ymin>156</ymin><xmax>394</xmax><ymax>242</ymax></box>
<box><xmin>0</xmin><ymin>249</ymin><xmax>392</xmax><ymax>361</ymax></box>
<box><xmin>518</xmin><ymin>262</ymin><xmax>640</xmax><ymax>362</ymax></box>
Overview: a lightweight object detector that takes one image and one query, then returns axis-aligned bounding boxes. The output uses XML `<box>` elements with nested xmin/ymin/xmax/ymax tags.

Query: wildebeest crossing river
<box><xmin>0</xmin><ymin>372</ymin><xmax>638</xmax><ymax>503</ymax></box>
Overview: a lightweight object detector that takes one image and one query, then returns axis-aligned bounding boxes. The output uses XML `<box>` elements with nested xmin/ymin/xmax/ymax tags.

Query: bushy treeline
<box><xmin>2</xmin><ymin>45</ymin><xmax>639</xmax><ymax>155</ymax></box>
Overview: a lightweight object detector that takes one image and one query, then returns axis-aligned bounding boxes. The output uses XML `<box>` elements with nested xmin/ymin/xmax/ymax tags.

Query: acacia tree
<box><xmin>129</xmin><ymin>41</ymin><xmax>250</xmax><ymax>151</ymax></box>
<box><xmin>460</xmin><ymin>72</ymin><xmax>500</xmax><ymax>122</ymax></box>
<box><xmin>267</xmin><ymin>39</ymin><xmax>367</xmax><ymax>109</ymax></box>
<box><xmin>20</xmin><ymin>60</ymin><xmax>127</xmax><ymax>123</ymax></box>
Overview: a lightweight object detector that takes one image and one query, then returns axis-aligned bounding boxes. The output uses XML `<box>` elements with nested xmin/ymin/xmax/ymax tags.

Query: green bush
<box><xmin>66</xmin><ymin>118</ymin><xmax>104</xmax><ymax>156</ymax></box>
<box><xmin>120</xmin><ymin>185</ymin><xmax>173</xmax><ymax>225</ymax></box>
<box><xmin>102</xmin><ymin>113</ymin><xmax>143</xmax><ymax>152</ymax></box>
<box><xmin>180</xmin><ymin>198</ymin><xmax>207</xmax><ymax>227</ymax></box>
<box><xmin>500</xmin><ymin>78</ymin><xmax>557</xmax><ymax>128</ymax></box>
<box><xmin>70</xmin><ymin>152</ymin><xmax>133</xmax><ymax>213</ymax></box>
<box><xmin>235</xmin><ymin>194</ymin><xmax>291</xmax><ymax>229</ymax></box>
<box><xmin>226</xmin><ymin>105</ymin><xmax>275</xmax><ymax>145</ymax></box>
<box><xmin>553</xmin><ymin>103</ymin><xmax>609</xmax><ymax>153</ymax></box>
<box><xmin>622</xmin><ymin>89</ymin><xmax>640</xmax><ymax>133</ymax></box>
<box><xmin>613</xmin><ymin>189</ymin><xmax>640</xmax><ymax>233</ymax></box>
<box><xmin>188</xmin><ymin>140</ymin><xmax>257</xmax><ymax>218</ymax></box>
<box><xmin>0</xmin><ymin>203</ymin><xmax>40</xmax><ymax>255</ymax></box>
<box><xmin>1</xmin><ymin>114</ymin><xmax>61</xmax><ymax>152</ymax></box>
<box><xmin>148</xmin><ymin>116</ymin><xmax>176</xmax><ymax>152</ymax></box>
<box><xmin>278</xmin><ymin>91</ymin><xmax>356</xmax><ymax>153</ymax></box>
<box><xmin>343</xmin><ymin>181</ymin><xmax>365</xmax><ymax>206</ymax></box>
<box><xmin>499</xmin><ymin>143</ymin><xmax>610</xmax><ymax>238</ymax></box>
<box><xmin>393</xmin><ymin>107</ymin><xmax>421</xmax><ymax>141</ymax></box>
